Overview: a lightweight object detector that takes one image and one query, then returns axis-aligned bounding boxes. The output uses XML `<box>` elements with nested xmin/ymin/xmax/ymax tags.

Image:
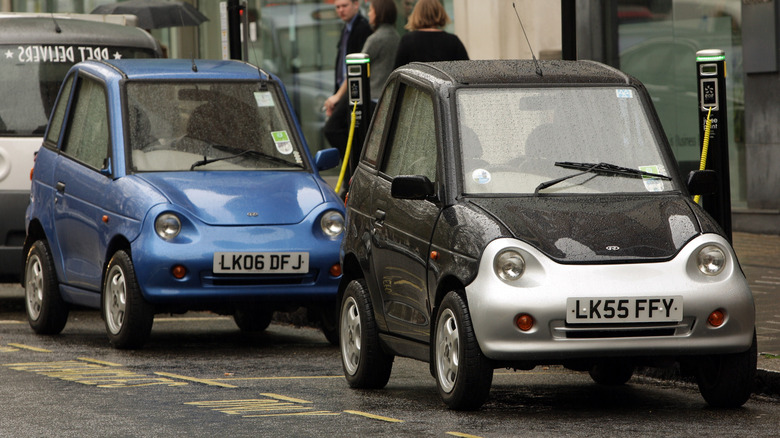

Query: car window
<box><xmin>458</xmin><ymin>86</ymin><xmax>675</xmax><ymax>195</ymax></box>
<box><xmin>381</xmin><ymin>85</ymin><xmax>437</xmax><ymax>181</ymax></box>
<box><xmin>363</xmin><ymin>80</ymin><xmax>396</xmax><ymax>166</ymax></box>
<box><xmin>61</xmin><ymin>77</ymin><xmax>109</xmax><ymax>170</ymax></box>
<box><xmin>45</xmin><ymin>74</ymin><xmax>74</xmax><ymax>145</ymax></box>
<box><xmin>126</xmin><ymin>81</ymin><xmax>306</xmax><ymax>172</ymax></box>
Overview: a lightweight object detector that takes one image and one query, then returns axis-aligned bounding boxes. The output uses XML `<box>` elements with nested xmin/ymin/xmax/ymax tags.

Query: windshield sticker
<box><xmin>254</xmin><ymin>91</ymin><xmax>275</xmax><ymax>107</ymax></box>
<box><xmin>639</xmin><ymin>165</ymin><xmax>665</xmax><ymax>192</ymax></box>
<box><xmin>472</xmin><ymin>168</ymin><xmax>491</xmax><ymax>184</ymax></box>
<box><xmin>616</xmin><ymin>89</ymin><xmax>633</xmax><ymax>99</ymax></box>
<box><xmin>271</xmin><ymin>131</ymin><xmax>293</xmax><ymax>155</ymax></box>
<box><xmin>4</xmin><ymin>46</ymin><xmax>122</xmax><ymax>64</ymax></box>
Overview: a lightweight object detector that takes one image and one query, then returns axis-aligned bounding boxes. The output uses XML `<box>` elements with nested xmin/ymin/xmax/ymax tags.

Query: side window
<box><xmin>381</xmin><ymin>85</ymin><xmax>437</xmax><ymax>181</ymax></box>
<box><xmin>62</xmin><ymin>77</ymin><xmax>109</xmax><ymax>170</ymax></box>
<box><xmin>363</xmin><ymin>80</ymin><xmax>396</xmax><ymax>166</ymax></box>
<box><xmin>45</xmin><ymin>75</ymin><xmax>74</xmax><ymax>145</ymax></box>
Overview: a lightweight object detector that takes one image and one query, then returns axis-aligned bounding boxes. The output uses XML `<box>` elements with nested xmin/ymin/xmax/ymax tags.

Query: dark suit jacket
<box><xmin>334</xmin><ymin>13</ymin><xmax>372</xmax><ymax>92</ymax></box>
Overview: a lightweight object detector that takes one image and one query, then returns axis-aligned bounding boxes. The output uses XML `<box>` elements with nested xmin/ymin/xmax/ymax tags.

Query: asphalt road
<box><xmin>1</xmin><ymin>284</ymin><xmax>779</xmax><ymax>438</ymax></box>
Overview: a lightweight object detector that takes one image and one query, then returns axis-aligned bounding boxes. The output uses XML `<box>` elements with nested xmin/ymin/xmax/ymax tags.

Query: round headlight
<box><xmin>155</xmin><ymin>213</ymin><xmax>181</xmax><ymax>240</ymax></box>
<box><xmin>697</xmin><ymin>245</ymin><xmax>725</xmax><ymax>276</ymax></box>
<box><xmin>320</xmin><ymin>210</ymin><xmax>345</xmax><ymax>238</ymax></box>
<box><xmin>494</xmin><ymin>249</ymin><xmax>525</xmax><ymax>283</ymax></box>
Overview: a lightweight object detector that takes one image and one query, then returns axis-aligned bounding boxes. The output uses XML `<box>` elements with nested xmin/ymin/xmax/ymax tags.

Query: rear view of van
<box><xmin>0</xmin><ymin>14</ymin><xmax>162</xmax><ymax>280</ymax></box>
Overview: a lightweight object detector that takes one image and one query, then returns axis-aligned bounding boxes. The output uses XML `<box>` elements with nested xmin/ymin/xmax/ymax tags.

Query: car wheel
<box><xmin>102</xmin><ymin>250</ymin><xmax>154</xmax><ymax>349</ymax></box>
<box><xmin>340</xmin><ymin>279</ymin><xmax>393</xmax><ymax>388</ymax></box>
<box><xmin>589</xmin><ymin>359</ymin><xmax>634</xmax><ymax>385</ymax></box>
<box><xmin>24</xmin><ymin>240</ymin><xmax>69</xmax><ymax>334</ymax></box>
<box><xmin>433</xmin><ymin>291</ymin><xmax>493</xmax><ymax>410</ymax></box>
<box><xmin>233</xmin><ymin>306</ymin><xmax>273</xmax><ymax>332</ymax></box>
<box><xmin>695</xmin><ymin>330</ymin><xmax>757</xmax><ymax>408</ymax></box>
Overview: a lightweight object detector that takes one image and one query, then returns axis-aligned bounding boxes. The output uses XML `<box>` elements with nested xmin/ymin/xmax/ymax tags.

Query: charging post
<box><xmin>345</xmin><ymin>53</ymin><xmax>371</xmax><ymax>175</ymax></box>
<box><xmin>695</xmin><ymin>49</ymin><xmax>731</xmax><ymax>241</ymax></box>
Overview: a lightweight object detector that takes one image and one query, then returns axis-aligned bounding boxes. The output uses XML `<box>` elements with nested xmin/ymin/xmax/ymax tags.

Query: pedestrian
<box><xmin>323</xmin><ymin>0</ymin><xmax>401</xmax><ymax>179</ymax></box>
<box><xmin>323</xmin><ymin>0</ymin><xmax>372</xmax><ymax>155</ymax></box>
<box><xmin>393</xmin><ymin>0</ymin><xmax>468</xmax><ymax>69</ymax></box>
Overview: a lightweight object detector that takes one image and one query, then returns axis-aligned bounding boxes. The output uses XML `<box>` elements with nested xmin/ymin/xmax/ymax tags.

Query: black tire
<box><xmin>589</xmin><ymin>359</ymin><xmax>634</xmax><ymax>386</ymax></box>
<box><xmin>314</xmin><ymin>302</ymin><xmax>340</xmax><ymax>346</ymax></box>
<box><xmin>695</xmin><ymin>331</ymin><xmax>757</xmax><ymax>408</ymax></box>
<box><xmin>233</xmin><ymin>306</ymin><xmax>274</xmax><ymax>332</ymax></box>
<box><xmin>102</xmin><ymin>250</ymin><xmax>154</xmax><ymax>349</ymax></box>
<box><xmin>24</xmin><ymin>240</ymin><xmax>69</xmax><ymax>334</ymax></box>
<box><xmin>433</xmin><ymin>291</ymin><xmax>493</xmax><ymax>410</ymax></box>
<box><xmin>340</xmin><ymin>279</ymin><xmax>393</xmax><ymax>388</ymax></box>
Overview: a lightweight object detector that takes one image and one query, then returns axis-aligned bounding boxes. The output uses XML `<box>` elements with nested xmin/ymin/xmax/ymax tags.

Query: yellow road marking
<box><xmin>344</xmin><ymin>410</ymin><xmax>404</xmax><ymax>423</ymax></box>
<box><xmin>0</xmin><ymin>346</ymin><xmax>19</xmax><ymax>352</ymax></box>
<box><xmin>217</xmin><ymin>375</ymin><xmax>342</xmax><ymax>381</ymax></box>
<box><xmin>78</xmin><ymin>357</ymin><xmax>122</xmax><ymax>367</ymax></box>
<box><xmin>447</xmin><ymin>433</ymin><xmax>483</xmax><ymax>438</ymax></box>
<box><xmin>260</xmin><ymin>393</ymin><xmax>312</xmax><ymax>404</ymax></box>
<box><xmin>0</xmin><ymin>320</ymin><xmax>25</xmax><ymax>324</ymax></box>
<box><xmin>244</xmin><ymin>410</ymin><xmax>340</xmax><ymax>417</ymax></box>
<box><xmin>154</xmin><ymin>372</ymin><xmax>238</xmax><ymax>388</ymax></box>
<box><xmin>7</xmin><ymin>343</ymin><xmax>51</xmax><ymax>353</ymax></box>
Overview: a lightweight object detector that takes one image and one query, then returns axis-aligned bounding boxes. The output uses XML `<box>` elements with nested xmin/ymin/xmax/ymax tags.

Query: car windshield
<box><xmin>0</xmin><ymin>45</ymin><xmax>156</xmax><ymax>136</ymax></box>
<box><xmin>457</xmin><ymin>86</ymin><xmax>676</xmax><ymax>195</ymax></box>
<box><xmin>126</xmin><ymin>80</ymin><xmax>306</xmax><ymax>172</ymax></box>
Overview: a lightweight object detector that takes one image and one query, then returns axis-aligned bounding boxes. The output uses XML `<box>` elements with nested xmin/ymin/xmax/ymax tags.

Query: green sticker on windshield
<box><xmin>271</xmin><ymin>131</ymin><xmax>293</xmax><ymax>155</ymax></box>
<box><xmin>639</xmin><ymin>165</ymin><xmax>665</xmax><ymax>192</ymax></box>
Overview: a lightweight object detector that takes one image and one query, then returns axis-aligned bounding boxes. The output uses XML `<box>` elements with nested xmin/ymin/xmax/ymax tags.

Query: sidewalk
<box><xmin>732</xmin><ymin>232</ymin><xmax>780</xmax><ymax>396</ymax></box>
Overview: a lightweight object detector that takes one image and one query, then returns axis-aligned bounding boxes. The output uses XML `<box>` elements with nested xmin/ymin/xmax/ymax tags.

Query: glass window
<box><xmin>363</xmin><ymin>80</ymin><xmax>396</xmax><ymax>166</ymax></box>
<box><xmin>381</xmin><ymin>85</ymin><xmax>436</xmax><ymax>181</ymax></box>
<box><xmin>458</xmin><ymin>87</ymin><xmax>675</xmax><ymax>195</ymax></box>
<box><xmin>62</xmin><ymin>77</ymin><xmax>109</xmax><ymax>170</ymax></box>
<box><xmin>45</xmin><ymin>75</ymin><xmax>74</xmax><ymax>145</ymax></box>
<box><xmin>616</xmin><ymin>0</ymin><xmax>744</xmax><ymax>205</ymax></box>
<box><xmin>126</xmin><ymin>80</ymin><xmax>306</xmax><ymax>172</ymax></box>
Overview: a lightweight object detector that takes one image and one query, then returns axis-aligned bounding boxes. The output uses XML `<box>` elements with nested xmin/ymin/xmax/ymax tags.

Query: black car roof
<box><xmin>401</xmin><ymin>59</ymin><xmax>634</xmax><ymax>87</ymax></box>
<box><xmin>0</xmin><ymin>16</ymin><xmax>160</xmax><ymax>50</ymax></box>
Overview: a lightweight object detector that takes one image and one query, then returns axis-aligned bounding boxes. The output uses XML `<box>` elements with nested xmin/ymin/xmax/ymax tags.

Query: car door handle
<box><xmin>374</xmin><ymin>209</ymin><xmax>386</xmax><ymax>223</ymax></box>
<box><xmin>56</xmin><ymin>181</ymin><xmax>66</xmax><ymax>193</ymax></box>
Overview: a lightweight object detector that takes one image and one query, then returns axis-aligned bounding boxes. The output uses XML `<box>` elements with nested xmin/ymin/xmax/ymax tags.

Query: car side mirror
<box><xmin>391</xmin><ymin>175</ymin><xmax>435</xmax><ymax>200</ymax></box>
<box><xmin>687</xmin><ymin>170</ymin><xmax>717</xmax><ymax>195</ymax></box>
<box><xmin>314</xmin><ymin>148</ymin><xmax>340</xmax><ymax>171</ymax></box>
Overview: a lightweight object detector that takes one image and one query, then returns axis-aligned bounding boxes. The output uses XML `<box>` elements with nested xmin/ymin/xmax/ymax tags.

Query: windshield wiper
<box><xmin>534</xmin><ymin>161</ymin><xmax>671</xmax><ymax>195</ymax></box>
<box><xmin>190</xmin><ymin>147</ymin><xmax>303</xmax><ymax>170</ymax></box>
<box><xmin>191</xmin><ymin>150</ymin><xmax>252</xmax><ymax>170</ymax></box>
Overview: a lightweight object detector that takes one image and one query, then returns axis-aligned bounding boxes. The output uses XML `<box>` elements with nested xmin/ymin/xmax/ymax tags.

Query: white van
<box><xmin>0</xmin><ymin>13</ymin><xmax>162</xmax><ymax>280</ymax></box>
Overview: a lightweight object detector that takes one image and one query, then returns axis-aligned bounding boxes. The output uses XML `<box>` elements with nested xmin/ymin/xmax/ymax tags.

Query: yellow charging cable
<box><xmin>693</xmin><ymin>107</ymin><xmax>713</xmax><ymax>204</ymax></box>
<box><xmin>335</xmin><ymin>101</ymin><xmax>358</xmax><ymax>194</ymax></box>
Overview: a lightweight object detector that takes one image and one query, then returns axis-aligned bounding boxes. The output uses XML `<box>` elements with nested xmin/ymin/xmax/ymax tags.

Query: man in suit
<box><xmin>323</xmin><ymin>0</ymin><xmax>372</xmax><ymax>161</ymax></box>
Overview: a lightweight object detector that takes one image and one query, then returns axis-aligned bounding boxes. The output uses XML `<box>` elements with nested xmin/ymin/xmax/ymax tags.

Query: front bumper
<box><xmin>466</xmin><ymin>235</ymin><xmax>755</xmax><ymax>362</ymax></box>
<box><xmin>131</xmin><ymin>207</ymin><xmax>342</xmax><ymax>305</ymax></box>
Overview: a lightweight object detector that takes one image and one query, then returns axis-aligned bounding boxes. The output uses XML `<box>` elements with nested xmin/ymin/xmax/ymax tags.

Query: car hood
<box><xmin>135</xmin><ymin>171</ymin><xmax>326</xmax><ymax>226</ymax></box>
<box><xmin>468</xmin><ymin>195</ymin><xmax>702</xmax><ymax>263</ymax></box>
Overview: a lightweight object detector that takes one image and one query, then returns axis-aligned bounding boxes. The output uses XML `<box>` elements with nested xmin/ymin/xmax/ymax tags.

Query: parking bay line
<box><xmin>343</xmin><ymin>410</ymin><xmax>404</xmax><ymax>423</ymax></box>
<box><xmin>155</xmin><ymin>371</ymin><xmax>238</xmax><ymax>388</ymax></box>
<box><xmin>7</xmin><ymin>343</ymin><xmax>51</xmax><ymax>353</ymax></box>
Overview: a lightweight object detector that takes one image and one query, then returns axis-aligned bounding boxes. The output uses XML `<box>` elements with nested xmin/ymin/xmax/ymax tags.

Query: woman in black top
<box><xmin>393</xmin><ymin>0</ymin><xmax>469</xmax><ymax>68</ymax></box>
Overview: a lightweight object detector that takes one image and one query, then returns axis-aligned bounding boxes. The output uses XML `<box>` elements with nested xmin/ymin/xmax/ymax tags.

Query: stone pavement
<box><xmin>731</xmin><ymin>232</ymin><xmax>780</xmax><ymax>395</ymax></box>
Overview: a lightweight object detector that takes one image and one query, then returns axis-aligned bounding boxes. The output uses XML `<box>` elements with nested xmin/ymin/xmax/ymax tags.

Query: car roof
<box><xmin>0</xmin><ymin>16</ymin><xmax>159</xmax><ymax>51</ymax></box>
<box><xmin>87</xmin><ymin>58</ymin><xmax>270</xmax><ymax>82</ymax></box>
<box><xmin>399</xmin><ymin>59</ymin><xmax>635</xmax><ymax>87</ymax></box>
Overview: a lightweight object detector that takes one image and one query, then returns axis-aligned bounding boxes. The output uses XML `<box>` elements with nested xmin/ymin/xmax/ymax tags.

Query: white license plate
<box><xmin>566</xmin><ymin>296</ymin><xmax>683</xmax><ymax>324</ymax></box>
<box><xmin>213</xmin><ymin>252</ymin><xmax>309</xmax><ymax>274</ymax></box>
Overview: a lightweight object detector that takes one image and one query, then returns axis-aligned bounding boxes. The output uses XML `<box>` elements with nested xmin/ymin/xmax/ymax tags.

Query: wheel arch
<box><xmin>22</xmin><ymin>219</ymin><xmax>48</xmax><ymax>286</ymax></box>
<box><xmin>99</xmin><ymin>235</ymin><xmax>132</xmax><ymax>316</ymax></box>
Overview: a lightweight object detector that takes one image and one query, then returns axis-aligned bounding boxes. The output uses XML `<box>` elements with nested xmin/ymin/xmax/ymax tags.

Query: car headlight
<box><xmin>696</xmin><ymin>244</ymin><xmax>725</xmax><ymax>275</ymax></box>
<box><xmin>155</xmin><ymin>213</ymin><xmax>181</xmax><ymax>240</ymax></box>
<box><xmin>320</xmin><ymin>210</ymin><xmax>344</xmax><ymax>238</ymax></box>
<box><xmin>494</xmin><ymin>248</ymin><xmax>525</xmax><ymax>283</ymax></box>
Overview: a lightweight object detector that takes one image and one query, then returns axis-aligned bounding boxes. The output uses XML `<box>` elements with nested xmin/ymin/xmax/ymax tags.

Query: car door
<box><xmin>52</xmin><ymin>74</ymin><xmax>113</xmax><ymax>290</ymax></box>
<box><xmin>370</xmin><ymin>81</ymin><xmax>441</xmax><ymax>343</ymax></box>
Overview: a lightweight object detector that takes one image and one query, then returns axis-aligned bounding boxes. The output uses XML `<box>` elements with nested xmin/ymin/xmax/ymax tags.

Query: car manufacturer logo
<box><xmin>606</xmin><ymin>245</ymin><xmax>620</xmax><ymax>251</ymax></box>
<box><xmin>247</xmin><ymin>212</ymin><xmax>259</xmax><ymax>217</ymax></box>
